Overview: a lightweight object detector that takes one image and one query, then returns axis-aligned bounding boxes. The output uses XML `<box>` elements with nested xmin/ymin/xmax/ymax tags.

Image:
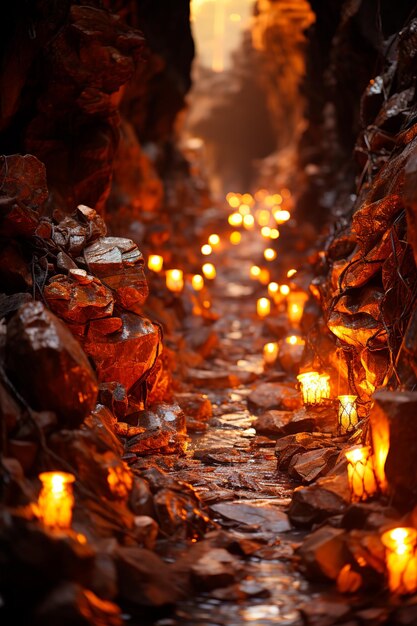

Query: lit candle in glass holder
<box><xmin>192</xmin><ymin>274</ymin><xmax>204</xmax><ymax>291</ymax></box>
<box><xmin>268</xmin><ymin>282</ymin><xmax>279</xmax><ymax>300</ymax></box>
<box><xmin>38</xmin><ymin>471</ymin><xmax>75</xmax><ymax>531</ymax></box>
<box><xmin>273</xmin><ymin>209</ymin><xmax>291</xmax><ymax>224</ymax></box>
<box><xmin>257</xmin><ymin>297</ymin><xmax>271</xmax><ymax>318</ymax></box>
<box><xmin>201</xmin><ymin>244</ymin><xmax>212</xmax><ymax>256</ymax></box>
<box><xmin>381</xmin><ymin>528</ymin><xmax>417</xmax><ymax>595</ymax></box>
<box><xmin>228</xmin><ymin>212</ymin><xmax>243</xmax><ymax>227</ymax></box>
<box><xmin>166</xmin><ymin>269</ymin><xmax>184</xmax><ymax>292</ymax></box>
<box><xmin>250</xmin><ymin>265</ymin><xmax>261</xmax><ymax>280</ymax></box>
<box><xmin>280</xmin><ymin>284</ymin><xmax>290</xmax><ymax>296</ymax></box>
<box><xmin>345</xmin><ymin>446</ymin><xmax>377</xmax><ymax>502</ymax></box>
<box><xmin>148</xmin><ymin>254</ymin><xmax>163</xmax><ymax>273</ymax></box>
<box><xmin>208</xmin><ymin>234</ymin><xmax>220</xmax><ymax>247</ymax></box>
<box><xmin>202</xmin><ymin>263</ymin><xmax>216</xmax><ymax>280</ymax></box>
<box><xmin>263</xmin><ymin>342</ymin><xmax>278</xmax><ymax>365</ymax></box>
<box><xmin>297</xmin><ymin>371</ymin><xmax>321</xmax><ymax>405</ymax></box>
<box><xmin>338</xmin><ymin>395</ymin><xmax>358</xmax><ymax>433</ymax></box>
<box><xmin>243</xmin><ymin>214</ymin><xmax>255</xmax><ymax>230</ymax></box>
<box><xmin>287</xmin><ymin>291</ymin><xmax>308</xmax><ymax>325</ymax></box>
<box><xmin>264</xmin><ymin>248</ymin><xmax>277</xmax><ymax>261</ymax></box>
<box><xmin>318</xmin><ymin>374</ymin><xmax>330</xmax><ymax>399</ymax></box>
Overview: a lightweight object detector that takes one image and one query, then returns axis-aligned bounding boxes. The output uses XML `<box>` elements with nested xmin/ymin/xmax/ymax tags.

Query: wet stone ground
<box><xmin>145</xmin><ymin>231</ymin><xmax>333</xmax><ymax>626</ymax></box>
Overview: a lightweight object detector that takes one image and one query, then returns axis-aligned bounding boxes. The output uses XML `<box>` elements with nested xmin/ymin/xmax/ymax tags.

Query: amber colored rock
<box><xmin>34</xmin><ymin>582</ymin><xmax>122</xmax><ymax>626</ymax></box>
<box><xmin>297</xmin><ymin>526</ymin><xmax>348</xmax><ymax>581</ymax></box>
<box><xmin>175</xmin><ymin>392</ymin><xmax>213</xmax><ymax>431</ymax></box>
<box><xmin>125</xmin><ymin>403</ymin><xmax>188</xmax><ymax>456</ymax></box>
<box><xmin>129</xmin><ymin>477</ymin><xmax>154</xmax><ymax>518</ymax></box>
<box><xmin>84</xmin><ymin>311</ymin><xmax>160</xmax><ymax>392</ymax></box>
<box><xmin>6</xmin><ymin>301</ymin><xmax>97</xmax><ymax>427</ymax></box>
<box><xmin>146</xmin><ymin>352</ymin><xmax>173</xmax><ymax>404</ymax></box>
<box><xmin>45</xmin><ymin>275</ymin><xmax>114</xmax><ymax>325</ymax></box>
<box><xmin>247</xmin><ymin>382</ymin><xmax>302</xmax><ymax>414</ymax></box>
<box><xmin>288</xmin><ymin>477</ymin><xmax>349</xmax><ymax>528</ymax></box>
<box><xmin>190</xmin><ymin>548</ymin><xmax>242</xmax><ymax>591</ymax></box>
<box><xmin>88</xmin><ymin>317</ymin><xmax>123</xmax><ymax>336</ymax></box>
<box><xmin>114</xmin><ymin>546</ymin><xmax>184</xmax><ymax>607</ymax></box>
<box><xmin>84</xmin><ymin>237</ymin><xmax>148</xmax><ymax>311</ymax></box>
<box><xmin>288</xmin><ymin>447</ymin><xmax>339</xmax><ymax>484</ymax></box>
<box><xmin>98</xmin><ymin>383</ymin><xmax>128</xmax><ymax>420</ymax></box>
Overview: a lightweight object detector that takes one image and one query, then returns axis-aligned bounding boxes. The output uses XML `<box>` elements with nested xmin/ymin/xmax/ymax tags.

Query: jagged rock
<box><xmin>253</xmin><ymin>410</ymin><xmax>294</xmax><ymax>436</ymax></box>
<box><xmin>370</xmin><ymin>390</ymin><xmax>417</xmax><ymax>503</ymax></box>
<box><xmin>84</xmin><ymin>311</ymin><xmax>161</xmax><ymax>392</ymax></box>
<box><xmin>34</xmin><ymin>582</ymin><xmax>122</xmax><ymax>626</ymax></box>
<box><xmin>45</xmin><ymin>275</ymin><xmax>114</xmax><ymax>325</ymax></box>
<box><xmin>186</xmin><ymin>368</ymin><xmax>241</xmax><ymax>389</ymax></box>
<box><xmin>114</xmin><ymin>546</ymin><xmax>184</xmax><ymax>606</ymax></box>
<box><xmin>83</xmin><ymin>237</ymin><xmax>148</xmax><ymax>312</ymax></box>
<box><xmin>124</xmin><ymin>403</ymin><xmax>188</xmax><ymax>456</ymax></box>
<box><xmin>288</xmin><ymin>475</ymin><xmax>349</xmax><ymax>528</ymax></box>
<box><xmin>175</xmin><ymin>392</ymin><xmax>213</xmax><ymax>431</ymax></box>
<box><xmin>133</xmin><ymin>515</ymin><xmax>158</xmax><ymax>550</ymax></box>
<box><xmin>275</xmin><ymin>432</ymin><xmax>336</xmax><ymax>471</ymax></box>
<box><xmin>84</xmin><ymin>405</ymin><xmax>124</xmax><ymax>457</ymax></box>
<box><xmin>247</xmin><ymin>382</ymin><xmax>302</xmax><ymax>414</ymax></box>
<box><xmin>129</xmin><ymin>477</ymin><xmax>154</xmax><ymax>518</ymax></box>
<box><xmin>297</xmin><ymin>526</ymin><xmax>348</xmax><ymax>581</ymax></box>
<box><xmin>146</xmin><ymin>352</ymin><xmax>173</xmax><ymax>405</ymax></box>
<box><xmin>210</xmin><ymin>501</ymin><xmax>290</xmax><ymax>533</ymax></box>
<box><xmin>0</xmin><ymin>155</ymin><xmax>45</xmax><ymax>236</ymax></box>
<box><xmin>98</xmin><ymin>383</ymin><xmax>128</xmax><ymax>420</ymax></box>
<box><xmin>6</xmin><ymin>301</ymin><xmax>97</xmax><ymax>427</ymax></box>
<box><xmin>342</xmin><ymin>502</ymin><xmax>400</xmax><ymax>531</ymax></box>
<box><xmin>190</xmin><ymin>548</ymin><xmax>242</xmax><ymax>591</ymax></box>
<box><xmin>288</xmin><ymin>447</ymin><xmax>339</xmax><ymax>483</ymax></box>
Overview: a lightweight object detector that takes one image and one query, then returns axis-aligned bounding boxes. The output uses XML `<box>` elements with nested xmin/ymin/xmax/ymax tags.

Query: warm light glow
<box><xmin>297</xmin><ymin>371</ymin><xmax>323</xmax><ymax>405</ymax></box>
<box><xmin>230</xmin><ymin>231</ymin><xmax>242</xmax><ymax>245</ymax></box>
<box><xmin>345</xmin><ymin>446</ymin><xmax>377</xmax><ymax>502</ymax></box>
<box><xmin>239</xmin><ymin>203</ymin><xmax>251</xmax><ymax>215</ymax></box>
<box><xmin>286</xmin><ymin>335</ymin><xmax>305</xmax><ymax>346</ymax></box>
<box><xmin>268</xmin><ymin>282</ymin><xmax>279</xmax><ymax>297</ymax></box>
<box><xmin>273</xmin><ymin>193</ymin><xmax>283</xmax><ymax>204</ymax></box>
<box><xmin>261</xmin><ymin>226</ymin><xmax>271</xmax><ymax>238</ymax></box>
<box><xmin>201</xmin><ymin>244</ymin><xmax>212</xmax><ymax>255</ymax></box>
<box><xmin>242</xmin><ymin>193</ymin><xmax>254</xmax><ymax>205</ymax></box>
<box><xmin>264</xmin><ymin>248</ymin><xmax>277</xmax><ymax>261</ymax></box>
<box><xmin>166</xmin><ymin>269</ymin><xmax>184</xmax><ymax>293</ymax></box>
<box><xmin>257</xmin><ymin>297</ymin><xmax>271</xmax><ymax>318</ymax></box>
<box><xmin>243</xmin><ymin>214</ymin><xmax>255</xmax><ymax>229</ymax></box>
<box><xmin>274</xmin><ymin>209</ymin><xmax>291</xmax><ymax>223</ymax></box>
<box><xmin>371</xmin><ymin>413</ymin><xmax>389</xmax><ymax>494</ymax></box>
<box><xmin>192</xmin><ymin>274</ymin><xmax>204</xmax><ymax>291</ymax></box>
<box><xmin>107</xmin><ymin>463</ymin><xmax>133</xmax><ymax>499</ymax></box>
<box><xmin>227</xmin><ymin>195</ymin><xmax>240</xmax><ymax>208</ymax></box>
<box><xmin>318</xmin><ymin>374</ymin><xmax>331</xmax><ymax>399</ymax></box>
<box><xmin>264</xmin><ymin>195</ymin><xmax>275</xmax><ymax>207</ymax></box>
<box><xmin>259</xmin><ymin>268</ymin><xmax>270</xmax><ymax>285</ymax></box>
<box><xmin>338</xmin><ymin>395</ymin><xmax>359</xmax><ymax>433</ymax></box>
<box><xmin>255</xmin><ymin>188</ymin><xmax>268</xmax><ymax>201</ymax></box>
<box><xmin>250</xmin><ymin>265</ymin><xmax>261</xmax><ymax>279</ymax></box>
<box><xmin>263</xmin><ymin>342</ymin><xmax>278</xmax><ymax>365</ymax></box>
<box><xmin>287</xmin><ymin>291</ymin><xmax>308</xmax><ymax>325</ymax></box>
<box><xmin>270</xmin><ymin>228</ymin><xmax>280</xmax><ymax>239</ymax></box>
<box><xmin>257</xmin><ymin>209</ymin><xmax>271</xmax><ymax>226</ymax></box>
<box><xmin>148</xmin><ymin>254</ymin><xmax>163</xmax><ymax>273</ymax></box>
<box><xmin>203</xmin><ymin>299</ymin><xmax>211</xmax><ymax>309</ymax></box>
<box><xmin>280</xmin><ymin>284</ymin><xmax>290</xmax><ymax>296</ymax></box>
<box><xmin>382</xmin><ymin>527</ymin><xmax>417</xmax><ymax>594</ymax></box>
<box><xmin>38</xmin><ymin>471</ymin><xmax>75</xmax><ymax>531</ymax></box>
<box><xmin>287</xmin><ymin>268</ymin><xmax>297</xmax><ymax>278</ymax></box>
<box><xmin>229</xmin><ymin>12</ymin><xmax>241</xmax><ymax>22</ymax></box>
<box><xmin>202</xmin><ymin>263</ymin><xmax>216</xmax><ymax>279</ymax></box>
<box><xmin>208</xmin><ymin>234</ymin><xmax>220</xmax><ymax>247</ymax></box>
<box><xmin>228</xmin><ymin>212</ymin><xmax>243</xmax><ymax>226</ymax></box>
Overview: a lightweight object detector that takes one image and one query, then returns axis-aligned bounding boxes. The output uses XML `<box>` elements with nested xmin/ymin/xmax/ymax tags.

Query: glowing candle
<box><xmin>201</xmin><ymin>244</ymin><xmax>212</xmax><ymax>255</ymax></box>
<box><xmin>250</xmin><ymin>265</ymin><xmax>261</xmax><ymax>279</ymax></box>
<box><xmin>38</xmin><ymin>471</ymin><xmax>75</xmax><ymax>531</ymax></box>
<box><xmin>257</xmin><ymin>297</ymin><xmax>271</xmax><ymax>318</ymax></box>
<box><xmin>263</xmin><ymin>342</ymin><xmax>278</xmax><ymax>365</ymax></box>
<box><xmin>268</xmin><ymin>282</ymin><xmax>279</xmax><ymax>298</ymax></box>
<box><xmin>270</xmin><ymin>228</ymin><xmax>280</xmax><ymax>239</ymax></box>
<box><xmin>148</xmin><ymin>254</ymin><xmax>163</xmax><ymax>273</ymax></box>
<box><xmin>239</xmin><ymin>203</ymin><xmax>251</xmax><ymax>215</ymax></box>
<box><xmin>261</xmin><ymin>226</ymin><xmax>271</xmax><ymax>238</ymax></box>
<box><xmin>257</xmin><ymin>209</ymin><xmax>271</xmax><ymax>226</ymax></box>
<box><xmin>228</xmin><ymin>212</ymin><xmax>243</xmax><ymax>227</ymax></box>
<box><xmin>371</xmin><ymin>414</ymin><xmax>389</xmax><ymax>494</ymax></box>
<box><xmin>259</xmin><ymin>268</ymin><xmax>270</xmax><ymax>285</ymax></box>
<box><xmin>338</xmin><ymin>395</ymin><xmax>358</xmax><ymax>433</ymax></box>
<box><xmin>345</xmin><ymin>446</ymin><xmax>377</xmax><ymax>502</ymax></box>
<box><xmin>264</xmin><ymin>248</ymin><xmax>277</xmax><ymax>261</ymax></box>
<box><xmin>230</xmin><ymin>231</ymin><xmax>242</xmax><ymax>245</ymax></box>
<box><xmin>287</xmin><ymin>268</ymin><xmax>297</xmax><ymax>278</ymax></box>
<box><xmin>297</xmin><ymin>371</ymin><xmax>320</xmax><ymax>405</ymax></box>
<box><xmin>273</xmin><ymin>209</ymin><xmax>291</xmax><ymax>223</ymax></box>
<box><xmin>280</xmin><ymin>284</ymin><xmax>290</xmax><ymax>296</ymax></box>
<box><xmin>287</xmin><ymin>292</ymin><xmax>308</xmax><ymax>325</ymax></box>
<box><xmin>208</xmin><ymin>234</ymin><xmax>220</xmax><ymax>247</ymax></box>
<box><xmin>286</xmin><ymin>335</ymin><xmax>305</xmax><ymax>346</ymax></box>
<box><xmin>381</xmin><ymin>528</ymin><xmax>417</xmax><ymax>595</ymax></box>
<box><xmin>242</xmin><ymin>193</ymin><xmax>254</xmax><ymax>205</ymax></box>
<box><xmin>243</xmin><ymin>214</ymin><xmax>255</xmax><ymax>230</ymax></box>
<box><xmin>192</xmin><ymin>274</ymin><xmax>204</xmax><ymax>291</ymax></box>
<box><xmin>166</xmin><ymin>269</ymin><xmax>184</xmax><ymax>293</ymax></box>
<box><xmin>318</xmin><ymin>374</ymin><xmax>331</xmax><ymax>399</ymax></box>
<box><xmin>202</xmin><ymin>263</ymin><xmax>216</xmax><ymax>280</ymax></box>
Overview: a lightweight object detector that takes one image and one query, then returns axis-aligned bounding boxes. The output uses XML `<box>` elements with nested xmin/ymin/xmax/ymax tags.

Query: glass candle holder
<box><xmin>38</xmin><ymin>471</ymin><xmax>75</xmax><ymax>531</ymax></box>
<box><xmin>166</xmin><ymin>269</ymin><xmax>184</xmax><ymax>292</ymax></box>
<box><xmin>148</xmin><ymin>254</ymin><xmax>163</xmax><ymax>273</ymax></box>
<box><xmin>318</xmin><ymin>374</ymin><xmax>331</xmax><ymax>400</ymax></box>
<box><xmin>263</xmin><ymin>342</ymin><xmax>278</xmax><ymax>365</ymax></box>
<box><xmin>345</xmin><ymin>446</ymin><xmax>377</xmax><ymax>502</ymax></box>
<box><xmin>338</xmin><ymin>395</ymin><xmax>358</xmax><ymax>433</ymax></box>
<box><xmin>297</xmin><ymin>371</ymin><xmax>321</xmax><ymax>405</ymax></box>
<box><xmin>287</xmin><ymin>291</ymin><xmax>308</xmax><ymax>325</ymax></box>
<box><xmin>257</xmin><ymin>297</ymin><xmax>271</xmax><ymax>318</ymax></box>
<box><xmin>381</xmin><ymin>528</ymin><xmax>417</xmax><ymax>595</ymax></box>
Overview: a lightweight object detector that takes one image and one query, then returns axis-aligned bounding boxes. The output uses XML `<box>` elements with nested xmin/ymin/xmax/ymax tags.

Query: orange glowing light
<box><xmin>338</xmin><ymin>395</ymin><xmax>358</xmax><ymax>433</ymax></box>
<box><xmin>297</xmin><ymin>371</ymin><xmax>322</xmax><ymax>405</ymax></box>
<box><xmin>264</xmin><ymin>248</ymin><xmax>277</xmax><ymax>261</ymax></box>
<box><xmin>203</xmin><ymin>299</ymin><xmax>211</xmax><ymax>309</ymax></box>
<box><xmin>345</xmin><ymin>446</ymin><xmax>377</xmax><ymax>502</ymax></box>
<box><xmin>287</xmin><ymin>268</ymin><xmax>297</xmax><ymax>278</ymax></box>
<box><xmin>250</xmin><ymin>265</ymin><xmax>261</xmax><ymax>279</ymax></box>
<box><xmin>38</xmin><ymin>471</ymin><xmax>75</xmax><ymax>531</ymax></box>
<box><xmin>202</xmin><ymin>263</ymin><xmax>216</xmax><ymax>280</ymax></box>
<box><xmin>381</xmin><ymin>528</ymin><xmax>417</xmax><ymax>594</ymax></box>
<box><xmin>230</xmin><ymin>231</ymin><xmax>241</xmax><ymax>245</ymax></box>
<box><xmin>201</xmin><ymin>244</ymin><xmax>212</xmax><ymax>255</ymax></box>
<box><xmin>228</xmin><ymin>195</ymin><xmax>240</xmax><ymax>208</ymax></box>
<box><xmin>208</xmin><ymin>234</ymin><xmax>220</xmax><ymax>247</ymax></box>
<box><xmin>243</xmin><ymin>214</ymin><xmax>255</xmax><ymax>229</ymax></box>
<box><xmin>279</xmin><ymin>284</ymin><xmax>290</xmax><ymax>296</ymax></box>
<box><xmin>257</xmin><ymin>209</ymin><xmax>271</xmax><ymax>226</ymax></box>
<box><xmin>286</xmin><ymin>335</ymin><xmax>305</xmax><ymax>346</ymax></box>
<box><xmin>257</xmin><ymin>297</ymin><xmax>271</xmax><ymax>318</ymax></box>
<box><xmin>148</xmin><ymin>254</ymin><xmax>163</xmax><ymax>273</ymax></box>
<box><xmin>228</xmin><ymin>212</ymin><xmax>243</xmax><ymax>227</ymax></box>
<box><xmin>259</xmin><ymin>268</ymin><xmax>270</xmax><ymax>285</ymax></box>
<box><xmin>263</xmin><ymin>342</ymin><xmax>278</xmax><ymax>365</ymax></box>
<box><xmin>264</xmin><ymin>195</ymin><xmax>275</xmax><ymax>207</ymax></box>
<box><xmin>239</xmin><ymin>203</ymin><xmax>251</xmax><ymax>215</ymax></box>
<box><xmin>269</xmin><ymin>228</ymin><xmax>280</xmax><ymax>239</ymax></box>
<box><xmin>242</xmin><ymin>193</ymin><xmax>254</xmax><ymax>205</ymax></box>
<box><xmin>192</xmin><ymin>274</ymin><xmax>204</xmax><ymax>291</ymax></box>
<box><xmin>268</xmin><ymin>282</ymin><xmax>279</xmax><ymax>297</ymax></box>
<box><xmin>274</xmin><ymin>209</ymin><xmax>291</xmax><ymax>223</ymax></box>
<box><xmin>272</xmin><ymin>193</ymin><xmax>283</xmax><ymax>204</ymax></box>
<box><xmin>287</xmin><ymin>291</ymin><xmax>308</xmax><ymax>325</ymax></box>
<box><xmin>371</xmin><ymin>412</ymin><xmax>389</xmax><ymax>494</ymax></box>
<box><xmin>107</xmin><ymin>463</ymin><xmax>133</xmax><ymax>499</ymax></box>
<box><xmin>166</xmin><ymin>269</ymin><xmax>184</xmax><ymax>293</ymax></box>
<box><xmin>261</xmin><ymin>226</ymin><xmax>271</xmax><ymax>238</ymax></box>
<box><xmin>229</xmin><ymin>12</ymin><xmax>241</xmax><ymax>22</ymax></box>
<box><xmin>254</xmin><ymin>188</ymin><xmax>268</xmax><ymax>201</ymax></box>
